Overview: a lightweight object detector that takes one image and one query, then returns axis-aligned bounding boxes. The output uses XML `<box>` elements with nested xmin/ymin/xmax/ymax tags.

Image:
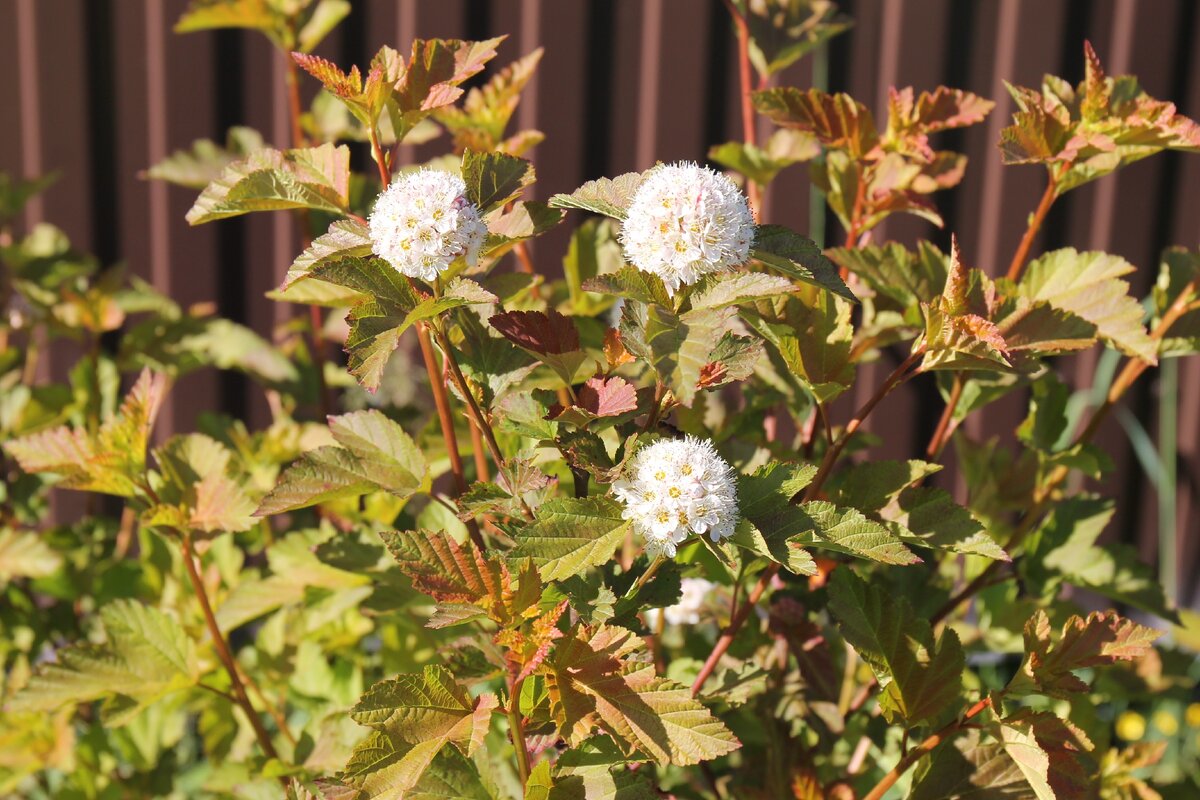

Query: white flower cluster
<box><xmin>645</xmin><ymin>577</ymin><xmax>717</xmax><ymax>628</ymax></box>
<box><xmin>612</xmin><ymin>436</ymin><xmax>739</xmax><ymax>558</ymax></box>
<box><xmin>620</xmin><ymin>162</ymin><xmax>755</xmax><ymax>295</ymax></box>
<box><xmin>368</xmin><ymin>169</ymin><xmax>488</xmax><ymax>281</ymax></box>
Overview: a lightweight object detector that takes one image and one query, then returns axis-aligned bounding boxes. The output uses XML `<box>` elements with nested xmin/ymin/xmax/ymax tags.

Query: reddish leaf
<box><xmin>696</xmin><ymin>362</ymin><xmax>728</xmax><ymax>390</ymax></box>
<box><xmin>576</xmin><ymin>376</ymin><xmax>638</xmax><ymax>418</ymax></box>
<box><xmin>395</xmin><ymin>37</ymin><xmax>505</xmax><ymax>114</ymax></box>
<box><xmin>489</xmin><ymin>309</ymin><xmax>580</xmax><ymax>355</ymax></box>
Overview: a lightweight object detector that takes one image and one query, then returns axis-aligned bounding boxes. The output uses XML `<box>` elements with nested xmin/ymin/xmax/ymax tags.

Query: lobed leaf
<box><xmin>186</xmin><ymin>144</ymin><xmax>351</xmax><ymax>224</ymax></box>
<box><xmin>827</xmin><ymin>568</ymin><xmax>964</xmax><ymax>726</ymax></box>
<box><xmin>10</xmin><ymin>600</ymin><xmax>198</xmax><ymax>724</ymax></box>
<box><xmin>545</xmin><ymin>625</ymin><xmax>739</xmax><ymax>765</ymax></box>
<box><xmin>751</xmin><ymin>225</ymin><xmax>855</xmax><ymax>302</ymax></box>
<box><xmin>510</xmin><ymin>497</ymin><xmax>629</xmax><ymax>582</ymax></box>
<box><xmin>1008</xmin><ymin>609</ymin><xmax>1161</xmax><ymax>698</ymax></box>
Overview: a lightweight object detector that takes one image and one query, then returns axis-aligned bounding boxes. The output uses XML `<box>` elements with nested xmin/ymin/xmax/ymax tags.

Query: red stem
<box><xmin>861</xmin><ymin>697</ymin><xmax>993</xmax><ymax>800</ymax></box>
<box><xmin>182</xmin><ymin>534</ymin><xmax>282</xmax><ymax>764</ymax></box>
<box><xmin>692</xmin><ymin>350</ymin><xmax>924</xmax><ymax>696</ymax></box>
<box><xmin>721</xmin><ymin>0</ymin><xmax>762</xmax><ymax>219</ymax></box>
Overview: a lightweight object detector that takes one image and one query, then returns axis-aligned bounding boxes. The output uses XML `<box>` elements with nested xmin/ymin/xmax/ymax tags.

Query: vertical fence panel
<box><xmin>4</xmin><ymin>0</ymin><xmax>1198</xmax><ymax>594</ymax></box>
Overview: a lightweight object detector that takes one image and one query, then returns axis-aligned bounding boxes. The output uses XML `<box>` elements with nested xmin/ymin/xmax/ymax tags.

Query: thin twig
<box><xmin>928</xmin><ymin>168</ymin><xmax>1062</xmax><ymax>450</ymax></box>
<box><xmin>691</xmin><ymin>350</ymin><xmax>925</xmax><ymax>696</ymax></box>
<box><xmin>720</xmin><ymin>0</ymin><xmax>762</xmax><ymax>219</ymax></box>
<box><xmin>926</xmin><ymin>375</ymin><xmax>965</xmax><ymax>459</ymax></box>
<box><xmin>861</xmin><ymin>697</ymin><xmax>992</xmax><ymax>800</ymax></box>
<box><xmin>181</xmin><ymin>534</ymin><xmax>282</xmax><ymax>764</ymax></box>
<box><xmin>805</xmin><ymin>349</ymin><xmax>925</xmax><ymax>497</ymax></box>
<box><xmin>1004</xmin><ymin>167</ymin><xmax>1060</xmax><ymax>283</ymax></box>
<box><xmin>624</xmin><ymin>556</ymin><xmax>665</xmax><ymax>599</ymax></box>
<box><xmin>431</xmin><ymin>323</ymin><xmax>535</xmax><ymax>522</ymax></box>
<box><xmin>507</xmin><ymin>678</ymin><xmax>532</xmax><ymax>786</ymax></box>
<box><xmin>931</xmin><ymin>275</ymin><xmax>1199</xmax><ymax>623</ymax></box>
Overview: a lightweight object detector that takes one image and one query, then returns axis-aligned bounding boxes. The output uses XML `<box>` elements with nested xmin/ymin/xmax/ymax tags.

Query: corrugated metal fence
<box><xmin>2</xmin><ymin>0</ymin><xmax>1198</xmax><ymax>606</ymax></box>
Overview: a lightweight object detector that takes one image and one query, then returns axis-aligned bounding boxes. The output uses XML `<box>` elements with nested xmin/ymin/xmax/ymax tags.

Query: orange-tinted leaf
<box><xmin>754</xmin><ymin>88</ymin><xmax>879</xmax><ymax>159</ymax></box>
<box><xmin>1009</xmin><ymin>609</ymin><xmax>1161</xmax><ymax>698</ymax></box>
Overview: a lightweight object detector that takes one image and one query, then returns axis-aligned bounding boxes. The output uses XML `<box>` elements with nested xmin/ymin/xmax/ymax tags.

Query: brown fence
<box><xmin>2</xmin><ymin>0</ymin><xmax>1198</xmax><ymax>608</ymax></box>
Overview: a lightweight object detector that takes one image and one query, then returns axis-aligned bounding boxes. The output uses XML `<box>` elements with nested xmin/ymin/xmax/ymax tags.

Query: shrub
<box><xmin>2</xmin><ymin>1</ymin><xmax>1199</xmax><ymax>798</ymax></box>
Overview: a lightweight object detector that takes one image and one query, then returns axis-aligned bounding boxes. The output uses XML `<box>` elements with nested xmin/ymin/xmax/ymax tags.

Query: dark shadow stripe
<box><xmin>582</xmin><ymin>0</ymin><xmax>616</xmax><ymax>181</ymax></box>
<box><xmin>701</xmin><ymin>0</ymin><xmax>732</xmax><ymax>162</ymax></box>
<box><xmin>1043</xmin><ymin>0</ymin><xmax>1093</xmax><ymax>251</ymax></box>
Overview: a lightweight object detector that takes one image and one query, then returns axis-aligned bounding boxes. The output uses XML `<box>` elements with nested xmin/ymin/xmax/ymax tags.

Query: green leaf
<box><xmin>142</xmin><ymin>127</ymin><xmax>265</xmax><ymax>190</ymax></box>
<box><xmin>256</xmin><ymin>410</ymin><xmax>426</xmax><ymax>515</ymax></box>
<box><xmin>1016</xmin><ymin>248</ymin><xmax>1155</xmax><ymax>362</ymax></box>
<box><xmin>0</xmin><ymin>529</ymin><xmax>62</xmax><ymax>582</ymax></box>
<box><xmin>174</xmin><ymin>0</ymin><xmax>279</xmax><ymax>38</ymax></box>
<box><xmin>797</xmin><ymin>501</ymin><xmax>921</xmax><ymax>565</ymax></box>
<box><xmin>562</xmin><ymin>218</ymin><xmax>623</xmax><ymax>316</ymax></box>
<box><xmin>1007</xmin><ymin>609</ymin><xmax>1161</xmax><ymax>698</ymax></box>
<box><xmin>283</xmin><ymin>218</ymin><xmax>373</xmax><ymax>290</ymax></box>
<box><xmin>329</xmin><ymin>409</ymin><xmax>429</xmax><ymax>490</ymax></box>
<box><xmin>826</xmin><ymin>459</ymin><xmax>941</xmax><ymax>511</ymax></box>
<box><xmin>707</xmin><ymin>129</ymin><xmax>819</xmax><ymax>185</ymax></box>
<box><xmin>510</xmin><ymin>498</ymin><xmax>630</xmax><ymax>582</ymax></box>
<box><xmin>887</xmin><ymin>487</ymin><xmax>1008</xmax><ymax>561</ymax></box>
<box><xmin>751</xmin><ymin>225</ymin><xmax>855</xmax><ymax>302</ymax></box>
<box><xmin>620</xmin><ymin>303</ymin><xmax>748</xmax><ymax>407</ymax></box>
<box><xmin>351</xmin><ymin>665</ymin><xmax>497</xmax><ymax>752</ymax></box>
<box><xmin>0</xmin><ymin>171</ymin><xmax>58</xmax><ymax>224</ymax></box>
<box><xmin>216</xmin><ymin>529</ymin><xmax>370</xmax><ymax>631</ymax></box>
<box><xmin>1023</xmin><ymin>497</ymin><xmax>1176</xmax><ymax>621</ymax></box>
<box><xmin>829</xmin><ymin>460</ymin><xmax>1006</xmax><ymax>559</ymax></box>
<box><xmin>461</xmin><ymin>150</ymin><xmax>535</xmax><ymax>214</ymax></box>
<box><xmin>827</xmin><ymin>569</ymin><xmax>964</xmax><ymax>726</ymax></box>
<box><xmin>908</xmin><ymin>727</ymin><xmax>1045</xmax><ymax>800</ymax></box>
<box><xmin>583</xmin><ymin>266</ymin><xmax>673</xmax><ymax>307</ymax></box>
<box><xmin>828</xmin><ymin>241</ymin><xmax>948</xmax><ymax>317</ymax></box>
<box><xmin>740</xmin><ymin>1</ymin><xmax>852</xmax><ymax>79</ymax></box>
<box><xmin>688</xmin><ymin>271</ymin><xmax>796</xmax><ymax>310</ymax></box>
<box><xmin>730</xmin><ymin>462</ymin><xmax>819</xmax><ymax>575</ymax></box>
<box><xmin>741</xmin><ymin>286</ymin><xmax>855</xmax><ymax>402</ymax></box>
<box><xmin>1152</xmin><ymin>246</ymin><xmax>1200</xmax><ymax>356</ymax></box>
<box><xmin>5</xmin><ymin>369</ymin><xmax>168</xmax><ymax>497</ymax></box>
<box><xmin>548</xmin><ymin>737</ymin><xmax>657</xmax><ymax>799</ymax></box>
<box><xmin>548</xmin><ymin>172</ymin><xmax>647</xmax><ymax>220</ymax></box>
<box><xmin>10</xmin><ymin>600</ymin><xmax>199</xmax><ymax>724</ymax></box>
<box><xmin>545</xmin><ymin>625</ymin><xmax>740</xmax><ymax>765</ymax></box>
<box><xmin>186</xmin><ymin>143</ymin><xmax>351</xmax><ymax>224</ymax></box>
<box><xmin>296</xmin><ymin>0</ymin><xmax>351</xmax><ymax>52</ymax></box>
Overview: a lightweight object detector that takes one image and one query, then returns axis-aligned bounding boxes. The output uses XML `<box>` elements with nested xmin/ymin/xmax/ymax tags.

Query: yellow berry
<box><xmin>1152</xmin><ymin>710</ymin><xmax>1179</xmax><ymax>737</ymax></box>
<box><xmin>1115</xmin><ymin>711</ymin><xmax>1146</xmax><ymax>741</ymax></box>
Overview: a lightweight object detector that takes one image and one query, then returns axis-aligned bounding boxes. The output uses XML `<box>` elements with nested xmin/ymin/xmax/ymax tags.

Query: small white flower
<box><xmin>620</xmin><ymin>162</ymin><xmax>755</xmax><ymax>296</ymax></box>
<box><xmin>368</xmin><ymin>169</ymin><xmax>488</xmax><ymax>281</ymax></box>
<box><xmin>645</xmin><ymin>577</ymin><xmax>717</xmax><ymax>627</ymax></box>
<box><xmin>612</xmin><ymin>435</ymin><xmax>739</xmax><ymax>558</ymax></box>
